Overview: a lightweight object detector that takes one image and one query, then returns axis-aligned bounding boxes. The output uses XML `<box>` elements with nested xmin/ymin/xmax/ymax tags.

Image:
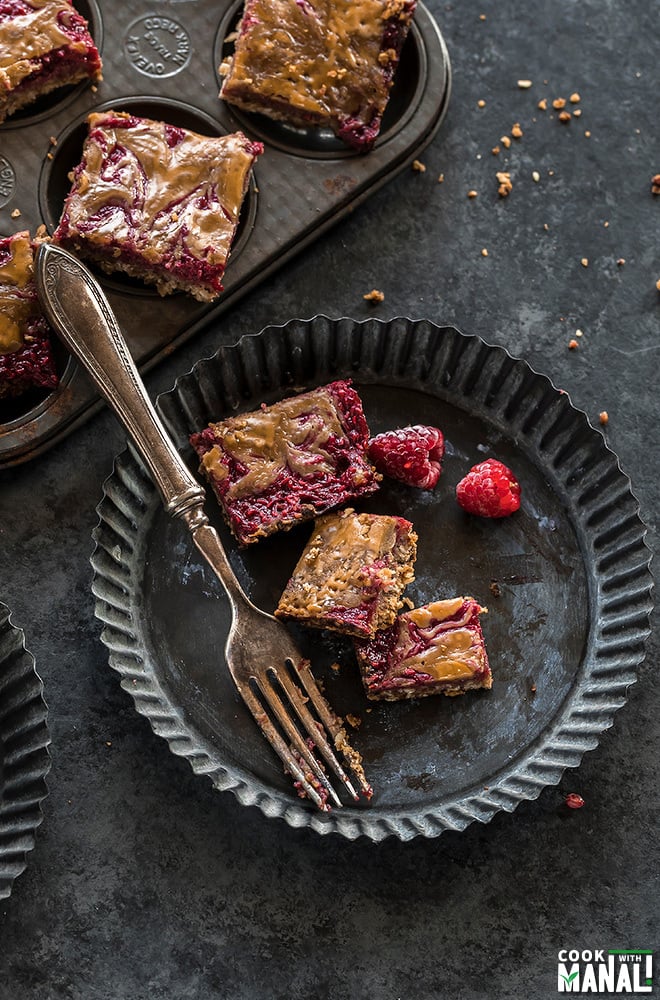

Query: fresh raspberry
<box><xmin>367</xmin><ymin>425</ymin><xmax>445</xmax><ymax>489</ymax></box>
<box><xmin>456</xmin><ymin>458</ymin><xmax>521</xmax><ymax>517</ymax></box>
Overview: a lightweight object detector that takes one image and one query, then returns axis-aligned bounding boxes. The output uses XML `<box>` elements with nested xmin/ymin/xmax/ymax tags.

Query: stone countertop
<box><xmin>0</xmin><ymin>1</ymin><xmax>657</xmax><ymax>998</ymax></box>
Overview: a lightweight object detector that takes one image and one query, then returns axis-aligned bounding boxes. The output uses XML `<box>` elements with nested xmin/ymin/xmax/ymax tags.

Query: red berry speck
<box><xmin>456</xmin><ymin>458</ymin><xmax>521</xmax><ymax>518</ymax></box>
<box><xmin>367</xmin><ymin>425</ymin><xmax>445</xmax><ymax>489</ymax></box>
<box><xmin>565</xmin><ymin>793</ymin><xmax>585</xmax><ymax>809</ymax></box>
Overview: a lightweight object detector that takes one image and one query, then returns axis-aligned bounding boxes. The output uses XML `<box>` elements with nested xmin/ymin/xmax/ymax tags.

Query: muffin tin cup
<box><xmin>0</xmin><ymin>0</ymin><xmax>451</xmax><ymax>467</ymax></box>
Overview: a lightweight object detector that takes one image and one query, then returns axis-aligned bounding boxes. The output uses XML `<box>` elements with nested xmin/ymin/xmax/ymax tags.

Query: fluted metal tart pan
<box><xmin>0</xmin><ymin>603</ymin><xmax>50</xmax><ymax>897</ymax></box>
<box><xmin>90</xmin><ymin>318</ymin><xmax>653</xmax><ymax>840</ymax></box>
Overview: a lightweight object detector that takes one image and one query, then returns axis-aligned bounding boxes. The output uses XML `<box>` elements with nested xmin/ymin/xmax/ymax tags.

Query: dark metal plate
<box><xmin>90</xmin><ymin>318</ymin><xmax>653</xmax><ymax>840</ymax></box>
<box><xmin>0</xmin><ymin>603</ymin><xmax>50</xmax><ymax>898</ymax></box>
<box><xmin>0</xmin><ymin>1</ymin><xmax>450</xmax><ymax>467</ymax></box>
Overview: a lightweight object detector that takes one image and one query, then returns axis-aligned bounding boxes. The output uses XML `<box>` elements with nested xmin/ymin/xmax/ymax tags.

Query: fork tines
<box><xmin>243</xmin><ymin>659</ymin><xmax>372</xmax><ymax>811</ymax></box>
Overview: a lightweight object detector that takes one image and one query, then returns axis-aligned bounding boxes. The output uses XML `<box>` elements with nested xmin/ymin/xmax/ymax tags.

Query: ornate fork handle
<box><xmin>36</xmin><ymin>245</ymin><xmax>205</xmax><ymax>517</ymax></box>
<box><xmin>34</xmin><ymin>243</ymin><xmax>245</xmax><ymax>607</ymax></box>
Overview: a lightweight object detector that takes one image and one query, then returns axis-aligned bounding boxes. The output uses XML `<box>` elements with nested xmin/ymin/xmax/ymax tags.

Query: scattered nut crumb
<box><xmin>49</xmin><ymin>135</ymin><xmax>58</xmax><ymax>146</ymax></box>
<box><xmin>517</xmin><ymin>79</ymin><xmax>533</xmax><ymax>89</ymax></box>
<box><xmin>599</xmin><ymin>411</ymin><xmax>609</xmax><ymax>425</ymax></box>
<box><xmin>580</xmin><ymin>257</ymin><xmax>589</xmax><ymax>267</ymax></box>
<box><xmin>330</xmin><ymin>662</ymin><xmax>341</xmax><ymax>673</ymax></box>
<box><xmin>467</xmin><ymin>189</ymin><xmax>478</xmax><ymax>198</ymax></box>
<box><xmin>572</xmin><ymin>108</ymin><xmax>582</xmax><ymax>117</ymax></box>
<box><xmin>412</xmin><ymin>159</ymin><xmax>426</xmax><ymax>172</ymax></box>
<box><xmin>603</xmin><ymin>221</ymin><xmax>609</xmax><ymax>227</ymax></box>
<box><xmin>511</xmin><ymin>122</ymin><xmax>523</xmax><ymax>138</ymax></box>
<box><xmin>491</xmin><ymin>145</ymin><xmax>500</xmax><ymax>155</ymax></box>
<box><xmin>532</xmin><ymin>170</ymin><xmax>540</xmax><ymax>182</ymax></box>
<box><xmin>346</xmin><ymin>714</ymin><xmax>362</xmax><ymax>729</ymax></box>
<box><xmin>477</xmin><ymin>99</ymin><xmax>486</xmax><ymax>108</ymax></box>
<box><xmin>437</xmin><ymin>172</ymin><xmax>444</xmax><ymax>183</ymax></box>
<box><xmin>530</xmin><ymin>683</ymin><xmax>537</xmax><ymax>694</ymax></box>
<box><xmin>558</xmin><ymin>110</ymin><xmax>572</xmax><ymax>123</ymax></box>
<box><xmin>537</xmin><ymin>98</ymin><xmax>548</xmax><ymax>111</ymax></box>
<box><xmin>501</xmin><ymin>135</ymin><xmax>512</xmax><ymax>148</ymax></box>
<box><xmin>584</xmin><ymin>130</ymin><xmax>591</xmax><ymax>137</ymax></box>
<box><xmin>575</xmin><ymin>328</ymin><xmax>583</xmax><ymax>337</ymax></box>
<box><xmin>616</xmin><ymin>258</ymin><xmax>625</xmax><ymax>266</ymax></box>
<box><xmin>569</xmin><ymin>92</ymin><xmax>581</xmax><ymax>103</ymax></box>
<box><xmin>105</xmin><ymin>741</ymin><xmax>112</xmax><ymax>747</ymax></box>
<box><xmin>651</xmin><ymin>174</ymin><xmax>660</xmax><ymax>195</ymax></box>
<box><xmin>552</xmin><ymin>97</ymin><xmax>566</xmax><ymax>109</ymax></box>
<box><xmin>481</xmin><ymin>248</ymin><xmax>489</xmax><ymax>256</ymax></box>
<box><xmin>568</xmin><ymin>339</ymin><xmax>579</xmax><ymax>350</ymax></box>
<box><xmin>47</xmin><ymin>152</ymin><xmax>54</xmax><ymax>160</ymax></box>
<box><xmin>479</xmin><ymin>13</ymin><xmax>486</xmax><ymax>20</ymax></box>
<box><xmin>363</xmin><ymin>289</ymin><xmax>384</xmax><ymax>303</ymax></box>
<box><xmin>10</xmin><ymin>208</ymin><xmax>21</xmax><ymax>218</ymax></box>
<box><xmin>656</xmin><ymin>278</ymin><xmax>660</xmax><ymax>292</ymax></box>
<box><xmin>489</xmin><ymin>581</ymin><xmax>501</xmax><ymax>597</ymax></box>
<box><xmin>496</xmin><ymin>171</ymin><xmax>513</xmax><ymax>197</ymax></box>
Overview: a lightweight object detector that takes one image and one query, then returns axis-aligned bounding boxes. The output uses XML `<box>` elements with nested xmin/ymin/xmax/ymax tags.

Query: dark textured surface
<box><xmin>0</xmin><ymin>0</ymin><xmax>658</xmax><ymax>997</ymax></box>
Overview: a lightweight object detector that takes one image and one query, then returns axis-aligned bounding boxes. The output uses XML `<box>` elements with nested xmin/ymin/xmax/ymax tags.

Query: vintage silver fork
<box><xmin>35</xmin><ymin>243</ymin><xmax>371</xmax><ymax>811</ymax></box>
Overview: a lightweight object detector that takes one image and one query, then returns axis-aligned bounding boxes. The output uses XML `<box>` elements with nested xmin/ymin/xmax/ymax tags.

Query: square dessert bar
<box><xmin>219</xmin><ymin>0</ymin><xmax>417</xmax><ymax>151</ymax></box>
<box><xmin>276</xmin><ymin>508</ymin><xmax>417</xmax><ymax>638</ymax></box>
<box><xmin>0</xmin><ymin>231</ymin><xmax>59</xmax><ymax>400</ymax></box>
<box><xmin>190</xmin><ymin>380</ymin><xmax>381</xmax><ymax>545</ymax></box>
<box><xmin>53</xmin><ymin>112</ymin><xmax>263</xmax><ymax>301</ymax></box>
<box><xmin>354</xmin><ymin>597</ymin><xmax>492</xmax><ymax>700</ymax></box>
<box><xmin>0</xmin><ymin>0</ymin><xmax>102</xmax><ymax>124</ymax></box>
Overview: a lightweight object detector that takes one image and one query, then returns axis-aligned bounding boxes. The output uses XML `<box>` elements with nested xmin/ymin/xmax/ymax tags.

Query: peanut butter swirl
<box><xmin>0</xmin><ymin>0</ymin><xmax>87</xmax><ymax>89</ymax></box>
<box><xmin>62</xmin><ymin>113</ymin><xmax>256</xmax><ymax>264</ymax></box>
<box><xmin>0</xmin><ymin>0</ymin><xmax>84</xmax><ymax>63</ymax></box>
<box><xmin>202</xmin><ymin>388</ymin><xmax>346</xmax><ymax>499</ymax></box>
<box><xmin>293</xmin><ymin>510</ymin><xmax>399</xmax><ymax>613</ymax></box>
<box><xmin>0</xmin><ymin>232</ymin><xmax>35</xmax><ymax>354</ymax></box>
<box><xmin>394</xmin><ymin>599</ymin><xmax>486</xmax><ymax>681</ymax></box>
<box><xmin>221</xmin><ymin>0</ymin><xmax>409</xmax><ymax>122</ymax></box>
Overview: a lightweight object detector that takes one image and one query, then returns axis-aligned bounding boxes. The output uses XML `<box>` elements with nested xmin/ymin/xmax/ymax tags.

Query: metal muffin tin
<box><xmin>0</xmin><ymin>0</ymin><xmax>451</xmax><ymax>467</ymax></box>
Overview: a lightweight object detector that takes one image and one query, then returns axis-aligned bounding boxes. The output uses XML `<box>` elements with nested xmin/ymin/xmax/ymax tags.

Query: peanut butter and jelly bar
<box><xmin>190</xmin><ymin>381</ymin><xmax>380</xmax><ymax>545</ymax></box>
<box><xmin>354</xmin><ymin>597</ymin><xmax>492</xmax><ymax>700</ymax></box>
<box><xmin>0</xmin><ymin>0</ymin><xmax>102</xmax><ymax>124</ymax></box>
<box><xmin>219</xmin><ymin>0</ymin><xmax>417</xmax><ymax>152</ymax></box>
<box><xmin>276</xmin><ymin>509</ymin><xmax>417</xmax><ymax>638</ymax></box>
<box><xmin>0</xmin><ymin>231</ymin><xmax>59</xmax><ymax>400</ymax></box>
<box><xmin>53</xmin><ymin>112</ymin><xmax>262</xmax><ymax>301</ymax></box>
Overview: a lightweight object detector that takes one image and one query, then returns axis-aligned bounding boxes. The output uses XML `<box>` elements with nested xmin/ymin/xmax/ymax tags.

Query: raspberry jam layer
<box><xmin>0</xmin><ymin>1</ymin><xmax>102</xmax><ymax>123</ymax></box>
<box><xmin>355</xmin><ymin>597</ymin><xmax>492</xmax><ymax>701</ymax></box>
<box><xmin>190</xmin><ymin>381</ymin><xmax>380</xmax><ymax>545</ymax></box>
<box><xmin>0</xmin><ymin>232</ymin><xmax>59</xmax><ymax>399</ymax></box>
<box><xmin>53</xmin><ymin>112</ymin><xmax>262</xmax><ymax>301</ymax></box>
<box><xmin>219</xmin><ymin>0</ymin><xmax>417</xmax><ymax>151</ymax></box>
<box><xmin>275</xmin><ymin>509</ymin><xmax>417</xmax><ymax>637</ymax></box>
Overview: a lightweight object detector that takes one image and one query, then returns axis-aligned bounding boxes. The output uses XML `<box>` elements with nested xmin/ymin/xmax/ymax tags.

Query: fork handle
<box><xmin>35</xmin><ymin>243</ymin><xmax>206</xmax><ymax>520</ymax></box>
